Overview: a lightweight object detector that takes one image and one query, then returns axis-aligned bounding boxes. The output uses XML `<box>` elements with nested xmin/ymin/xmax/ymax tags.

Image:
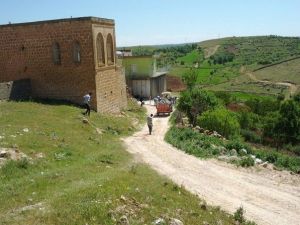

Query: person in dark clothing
<box><xmin>83</xmin><ymin>92</ymin><xmax>92</xmax><ymax>116</ymax></box>
<box><xmin>147</xmin><ymin>114</ymin><xmax>153</xmax><ymax>135</ymax></box>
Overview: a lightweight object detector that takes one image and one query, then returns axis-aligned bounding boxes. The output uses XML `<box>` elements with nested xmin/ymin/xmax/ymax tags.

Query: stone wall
<box><xmin>0</xmin><ymin>17</ymin><xmax>127</xmax><ymax>112</ymax></box>
<box><xmin>0</xmin><ymin>79</ymin><xmax>31</xmax><ymax>100</ymax></box>
<box><xmin>92</xmin><ymin>23</ymin><xmax>127</xmax><ymax>113</ymax></box>
<box><xmin>94</xmin><ymin>67</ymin><xmax>127</xmax><ymax>113</ymax></box>
<box><xmin>0</xmin><ymin>18</ymin><xmax>96</xmax><ymax>106</ymax></box>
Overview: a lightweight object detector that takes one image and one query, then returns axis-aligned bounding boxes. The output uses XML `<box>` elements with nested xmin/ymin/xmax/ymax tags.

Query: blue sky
<box><xmin>1</xmin><ymin>0</ymin><xmax>300</xmax><ymax>46</ymax></box>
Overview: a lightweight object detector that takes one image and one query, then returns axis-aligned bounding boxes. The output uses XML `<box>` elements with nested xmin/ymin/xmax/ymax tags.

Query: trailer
<box><xmin>156</xmin><ymin>103</ymin><xmax>172</xmax><ymax>116</ymax></box>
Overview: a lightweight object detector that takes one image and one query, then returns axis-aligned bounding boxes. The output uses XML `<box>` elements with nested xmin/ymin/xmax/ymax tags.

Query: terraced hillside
<box><xmin>254</xmin><ymin>58</ymin><xmax>300</xmax><ymax>85</ymax></box>
<box><xmin>120</xmin><ymin>36</ymin><xmax>300</xmax><ymax>97</ymax></box>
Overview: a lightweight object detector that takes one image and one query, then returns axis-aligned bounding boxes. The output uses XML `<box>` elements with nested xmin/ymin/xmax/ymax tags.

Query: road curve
<box><xmin>123</xmin><ymin>104</ymin><xmax>300</xmax><ymax>225</ymax></box>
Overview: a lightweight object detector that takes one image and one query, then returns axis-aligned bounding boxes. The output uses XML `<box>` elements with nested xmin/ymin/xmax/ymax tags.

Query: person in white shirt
<box><xmin>83</xmin><ymin>92</ymin><xmax>92</xmax><ymax>116</ymax></box>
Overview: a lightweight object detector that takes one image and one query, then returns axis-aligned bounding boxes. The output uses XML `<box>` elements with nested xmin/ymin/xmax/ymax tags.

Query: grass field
<box><xmin>176</xmin><ymin>50</ymin><xmax>204</xmax><ymax>66</ymax></box>
<box><xmin>254</xmin><ymin>58</ymin><xmax>300</xmax><ymax>84</ymax></box>
<box><xmin>204</xmin><ymin>73</ymin><xmax>288</xmax><ymax>96</ymax></box>
<box><xmin>0</xmin><ymin>100</ymin><xmax>242</xmax><ymax>225</ymax></box>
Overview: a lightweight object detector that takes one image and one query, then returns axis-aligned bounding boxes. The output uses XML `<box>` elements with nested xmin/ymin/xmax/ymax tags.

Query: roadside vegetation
<box><xmin>0</xmin><ymin>99</ymin><xmax>251</xmax><ymax>225</ymax></box>
<box><xmin>166</xmin><ymin>73</ymin><xmax>300</xmax><ymax>173</ymax></box>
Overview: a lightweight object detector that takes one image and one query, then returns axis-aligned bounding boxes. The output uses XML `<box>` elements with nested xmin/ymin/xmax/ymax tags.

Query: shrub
<box><xmin>165</xmin><ymin>127</ymin><xmax>224</xmax><ymax>158</ymax></box>
<box><xmin>234</xmin><ymin>206</ymin><xmax>245</xmax><ymax>223</ymax></box>
<box><xmin>197</xmin><ymin>108</ymin><xmax>240</xmax><ymax>138</ymax></box>
<box><xmin>241</xmin><ymin>129</ymin><xmax>262</xmax><ymax>144</ymax></box>
<box><xmin>225</xmin><ymin>140</ymin><xmax>252</xmax><ymax>154</ymax></box>
<box><xmin>239</xmin><ymin>156</ymin><xmax>255</xmax><ymax>167</ymax></box>
<box><xmin>214</xmin><ymin>91</ymin><xmax>232</xmax><ymax>105</ymax></box>
<box><xmin>177</xmin><ymin>88</ymin><xmax>219</xmax><ymax>126</ymax></box>
<box><xmin>238</xmin><ymin>111</ymin><xmax>260</xmax><ymax>130</ymax></box>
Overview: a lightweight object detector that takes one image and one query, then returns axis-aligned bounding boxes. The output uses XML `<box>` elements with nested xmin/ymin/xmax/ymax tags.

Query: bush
<box><xmin>238</xmin><ymin>111</ymin><xmax>260</xmax><ymax>130</ymax></box>
<box><xmin>245</xmin><ymin>98</ymin><xmax>280</xmax><ymax>115</ymax></box>
<box><xmin>225</xmin><ymin>140</ymin><xmax>252</xmax><ymax>154</ymax></box>
<box><xmin>239</xmin><ymin>156</ymin><xmax>255</xmax><ymax>167</ymax></box>
<box><xmin>197</xmin><ymin>108</ymin><xmax>240</xmax><ymax>138</ymax></box>
<box><xmin>165</xmin><ymin>127</ymin><xmax>224</xmax><ymax>158</ymax></box>
<box><xmin>241</xmin><ymin>129</ymin><xmax>262</xmax><ymax>144</ymax></box>
<box><xmin>234</xmin><ymin>206</ymin><xmax>245</xmax><ymax>223</ymax></box>
<box><xmin>284</xmin><ymin>144</ymin><xmax>300</xmax><ymax>156</ymax></box>
<box><xmin>214</xmin><ymin>91</ymin><xmax>232</xmax><ymax>105</ymax></box>
<box><xmin>177</xmin><ymin>88</ymin><xmax>219</xmax><ymax>126</ymax></box>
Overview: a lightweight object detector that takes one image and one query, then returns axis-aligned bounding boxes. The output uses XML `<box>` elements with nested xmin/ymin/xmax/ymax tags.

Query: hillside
<box><xmin>170</xmin><ymin>36</ymin><xmax>300</xmax><ymax>97</ymax></box>
<box><xmin>254</xmin><ymin>57</ymin><xmax>300</xmax><ymax>85</ymax></box>
<box><xmin>0</xmin><ymin>100</ymin><xmax>242</xmax><ymax>225</ymax></box>
<box><xmin>119</xmin><ymin>36</ymin><xmax>300</xmax><ymax>97</ymax></box>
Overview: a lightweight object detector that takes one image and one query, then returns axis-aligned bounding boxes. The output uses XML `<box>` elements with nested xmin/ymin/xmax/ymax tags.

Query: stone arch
<box><xmin>96</xmin><ymin>33</ymin><xmax>105</xmax><ymax>66</ymax></box>
<box><xmin>73</xmin><ymin>41</ymin><xmax>81</xmax><ymax>63</ymax></box>
<box><xmin>106</xmin><ymin>33</ymin><xmax>115</xmax><ymax>65</ymax></box>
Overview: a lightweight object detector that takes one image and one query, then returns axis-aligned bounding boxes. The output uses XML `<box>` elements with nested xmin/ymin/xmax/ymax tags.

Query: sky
<box><xmin>1</xmin><ymin>0</ymin><xmax>300</xmax><ymax>46</ymax></box>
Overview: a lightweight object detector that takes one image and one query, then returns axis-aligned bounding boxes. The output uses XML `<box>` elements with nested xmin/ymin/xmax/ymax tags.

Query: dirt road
<box><xmin>123</xmin><ymin>104</ymin><xmax>300</xmax><ymax>225</ymax></box>
<box><xmin>242</xmin><ymin>67</ymin><xmax>299</xmax><ymax>97</ymax></box>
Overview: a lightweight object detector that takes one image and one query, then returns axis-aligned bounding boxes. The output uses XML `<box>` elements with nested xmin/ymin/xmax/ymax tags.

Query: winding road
<box><xmin>123</xmin><ymin>104</ymin><xmax>300</xmax><ymax>225</ymax></box>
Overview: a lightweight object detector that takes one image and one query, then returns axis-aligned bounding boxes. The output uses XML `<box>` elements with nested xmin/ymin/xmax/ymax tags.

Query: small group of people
<box><xmin>82</xmin><ymin>92</ymin><xmax>155</xmax><ymax>136</ymax></box>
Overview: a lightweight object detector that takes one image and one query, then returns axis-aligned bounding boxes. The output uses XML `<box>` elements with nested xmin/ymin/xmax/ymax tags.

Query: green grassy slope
<box><xmin>0</xmin><ymin>100</ymin><xmax>240</xmax><ymax>225</ymax></box>
<box><xmin>254</xmin><ymin>58</ymin><xmax>300</xmax><ymax>84</ymax></box>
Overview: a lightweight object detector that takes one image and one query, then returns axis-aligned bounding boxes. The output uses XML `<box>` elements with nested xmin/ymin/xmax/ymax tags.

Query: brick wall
<box><xmin>0</xmin><ymin>19</ymin><xmax>96</xmax><ymax>106</ymax></box>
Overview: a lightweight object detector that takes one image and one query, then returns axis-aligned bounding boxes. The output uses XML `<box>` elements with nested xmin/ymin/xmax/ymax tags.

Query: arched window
<box><xmin>73</xmin><ymin>41</ymin><xmax>81</xmax><ymax>63</ymax></box>
<box><xmin>106</xmin><ymin>33</ymin><xmax>115</xmax><ymax>65</ymax></box>
<box><xmin>96</xmin><ymin>33</ymin><xmax>105</xmax><ymax>66</ymax></box>
<box><xmin>52</xmin><ymin>42</ymin><xmax>61</xmax><ymax>65</ymax></box>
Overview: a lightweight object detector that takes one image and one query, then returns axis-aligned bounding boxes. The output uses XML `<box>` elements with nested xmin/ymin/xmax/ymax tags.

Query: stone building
<box><xmin>0</xmin><ymin>17</ymin><xmax>127</xmax><ymax>113</ymax></box>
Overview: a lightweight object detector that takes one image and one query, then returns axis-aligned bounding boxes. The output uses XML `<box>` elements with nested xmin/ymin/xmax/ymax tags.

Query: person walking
<box><xmin>83</xmin><ymin>92</ymin><xmax>92</xmax><ymax>116</ymax></box>
<box><xmin>147</xmin><ymin>114</ymin><xmax>153</xmax><ymax>135</ymax></box>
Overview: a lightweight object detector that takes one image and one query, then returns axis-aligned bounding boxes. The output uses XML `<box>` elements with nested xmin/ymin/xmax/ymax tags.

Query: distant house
<box><xmin>122</xmin><ymin>56</ymin><xmax>168</xmax><ymax>98</ymax></box>
<box><xmin>118</xmin><ymin>49</ymin><xmax>133</xmax><ymax>57</ymax></box>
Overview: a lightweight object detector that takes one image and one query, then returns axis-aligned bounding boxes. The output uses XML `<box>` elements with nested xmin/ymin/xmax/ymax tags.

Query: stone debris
<box><xmin>35</xmin><ymin>152</ymin><xmax>45</xmax><ymax>159</ymax></box>
<box><xmin>0</xmin><ymin>148</ymin><xmax>31</xmax><ymax>167</ymax></box>
<box><xmin>23</xmin><ymin>128</ymin><xmax>29</xmax><ymax>132</ymax></box>
<box><xmin>118</xmin><ymin>215</ymin><xmax>129</xmax><ymax>225</ymax></box>
<box><xmin>82</xmin><ymin>118</ymin><xmax>89</xmax><ymax>124</ymax></box>
<box><xmin>0</xmin><ymin>150</ymin><xmax>8</xmax><ymax>158</ymax></box>
<box><xmin>229</xmin><ymin>149</ymin><xmax>238</xmax><ymax>156</ymax></box>
<box><xmin>170</xmin><ymin>218</ymin><xmax>184</xmax><ymax>225</ymax></box>
<box><xmin>240</xmin><ymin>148</ymin><xmax>248</xmax><ymax>156</ymax></box>
<box><xmin>152</xmin><ymin>218</ymin><xmax>166</xmax><ymax>225</ymax></box>
<box><xmin>13</xmin><ymin>202</ymin><xmax>44</xmax><ymax>214</ymax></box>
<box><xmin>193</xmin><ymin>126</ymin><xmax>225</xmax><ymax>140</ymax></box>
<box><xmin>255</xmin><ymin>158</ymin><xmax>263</xmax><ymax>164</ymax></box>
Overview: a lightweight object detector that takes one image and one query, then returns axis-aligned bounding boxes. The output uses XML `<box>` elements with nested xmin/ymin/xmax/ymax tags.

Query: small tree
<box><xmin>182</xmin><ymin>69</ymin><xmax>198</xmax><ymax>90</ymax></box>
<box><xmin>177</xmin><ymin>88</ymin><xmax>218</xmax><ymax>126</ymax></box>
<box><xmin>276</xmin><ymin>100</ymin><xmax>300</xmax><ymax>144</ymax></box>
<box><xmin>198</xmin><ymin>108</ymin><xmax>240</xmax><ymax>138</ymax></box>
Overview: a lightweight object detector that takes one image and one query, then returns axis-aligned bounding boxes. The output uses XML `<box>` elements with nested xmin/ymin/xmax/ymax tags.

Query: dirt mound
<box><xmin>166</xmin><ymin>75</ymin><xmax>186</xmax><ymax>92</ymax></box>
